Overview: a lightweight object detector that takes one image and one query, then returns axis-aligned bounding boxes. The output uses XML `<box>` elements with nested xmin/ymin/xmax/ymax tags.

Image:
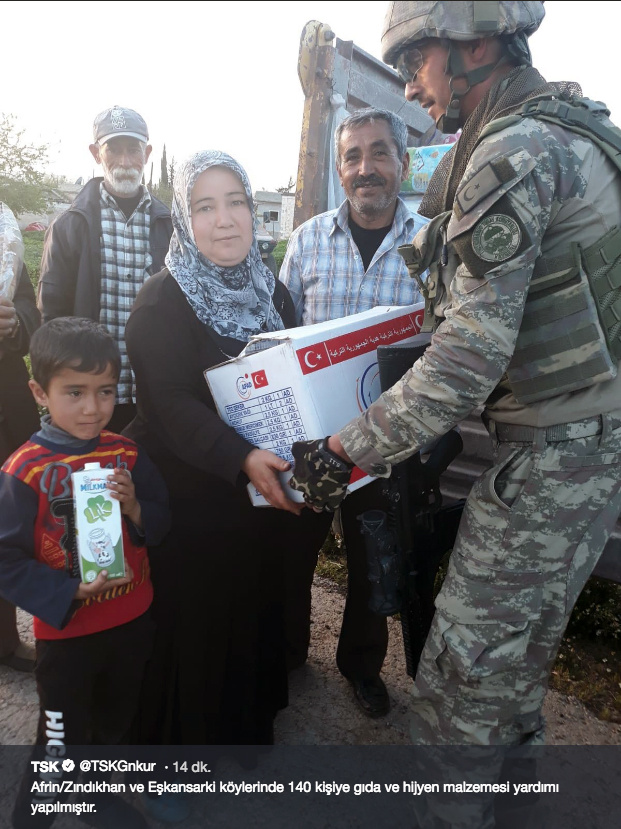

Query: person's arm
<box><xmin>0</xmin><ymin>264</ymin><xmax>40</xmax><ymax>356</ymax></box>
<box><xmin>273</xmin><ymin>279</ymin><xmax>297</xmax><ymax>329</ymax></box>
<box><xmin>278</xmin><ymin>229</ymin><xmax>305</xmax><ymax>326</ymax></box>
<box><xmin>126</xmin><ymin>290</ymin><xmax>254</xmax><ymax>485</ymax></box>
<box><xmin>127</xmin><ymin>278</ymin><xmax>271</xmax><ymax>486</ymax></box>
<box><xmin>37</xmin><ymin>216</ymin><xmax>79</xmax><ymax>322</ymax></box>
<box><xmin>127</xmin><ymin>280</ymin><xmax>302</xmax><ymax>514</ymax></box>
<box><xmin>338</xmin><ymin>131</ymin><xmax>554</xmax><ymax>475</ymax></box>
<box><xmin>0</xmin><ymin>472</ymin><xmax>80</xmax><ymax>628</ymax></box>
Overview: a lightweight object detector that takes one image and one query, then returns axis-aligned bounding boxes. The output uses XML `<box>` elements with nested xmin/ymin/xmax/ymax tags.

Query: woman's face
<box><xmin>190</xmin><ymin>166</ymin><xmax>253</xmax><ymax>266</ymax></box>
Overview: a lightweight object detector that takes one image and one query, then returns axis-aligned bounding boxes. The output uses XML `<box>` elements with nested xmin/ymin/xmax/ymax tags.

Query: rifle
<box><xmin>359</xmin><ymin>334</ymin><xmax>464</xmax><ymax>679</ymax></box>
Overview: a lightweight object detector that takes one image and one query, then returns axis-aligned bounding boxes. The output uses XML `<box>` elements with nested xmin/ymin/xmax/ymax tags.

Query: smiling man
<box><xmin>279</xmin><ymin>107</ymin><xmax>426</xmax><ymax>718</ymax></box>
<box><xmin>38</xmin><ymin>106</ymin><xmax>172</xmax><ymax>432</ymax></box>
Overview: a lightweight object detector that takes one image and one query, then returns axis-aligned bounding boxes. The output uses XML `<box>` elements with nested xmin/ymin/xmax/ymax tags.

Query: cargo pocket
<box><xmin>484</xmin><ymin>444</ymin><xmax>533</xmax><ymax>511</ymax></box>
<box><xmin>433</xmin><ymin>559</ymin><xmax>544</xmax><ymax>686</ymax></box>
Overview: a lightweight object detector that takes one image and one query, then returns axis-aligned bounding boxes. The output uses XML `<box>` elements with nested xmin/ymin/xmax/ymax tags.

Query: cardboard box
<box><xmin>205</xmin><ymin>304</ymin><xmax>424</xmax><ymax>506</ymax></box>
<box><xmin>72</xmin><ymin>463</ymin><xmax>125</xmax><ymax>581</ymax></box>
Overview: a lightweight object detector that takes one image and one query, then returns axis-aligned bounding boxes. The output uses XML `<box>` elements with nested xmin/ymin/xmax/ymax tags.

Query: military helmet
<box><xmin>381</xmin><ymin>1</ymin><xmax>545</xmax><ymax>65</ymax></box>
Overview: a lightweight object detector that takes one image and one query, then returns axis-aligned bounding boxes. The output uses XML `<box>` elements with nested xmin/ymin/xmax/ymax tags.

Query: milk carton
<box><xmin>72</xmin><ymin>462</ymin><xmax>125</xmax><ymax>582</ymax></box>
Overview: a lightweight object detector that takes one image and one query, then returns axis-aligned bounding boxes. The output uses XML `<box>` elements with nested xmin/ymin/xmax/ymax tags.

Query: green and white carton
<box><xmin>72</xmin><ymin>462</ymin><xmax>125</xmax><ymax>582</ymax></box>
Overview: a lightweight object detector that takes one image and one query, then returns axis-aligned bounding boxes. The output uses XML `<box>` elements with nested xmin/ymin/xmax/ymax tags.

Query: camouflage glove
<box><xmin>290</xmin><ymin>437</ymin><xmax>353</xmax><ymax>513</ymax></box>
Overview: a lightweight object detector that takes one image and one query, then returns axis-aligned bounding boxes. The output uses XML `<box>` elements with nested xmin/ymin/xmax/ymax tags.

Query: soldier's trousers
<box><xmin>410</xmin><ymin>413</ymin><xmax>621</xmax><ymax>827</ymax></box>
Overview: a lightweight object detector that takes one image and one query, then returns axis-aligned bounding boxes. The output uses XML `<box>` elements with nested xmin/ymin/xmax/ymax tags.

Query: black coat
<box><xmin>0</xmin><ymin>264</ymin><xmax>40</xmax><ymax>462</ymax></box>
<box><xmin>124</xmin><ymin>269</ymin><xmax>295</xmax><ymax>498</ymax></box>
<box><xmin>38</xmin><ymin>178</ymin><xmax>172</xmax><ymax>322</ymax></box>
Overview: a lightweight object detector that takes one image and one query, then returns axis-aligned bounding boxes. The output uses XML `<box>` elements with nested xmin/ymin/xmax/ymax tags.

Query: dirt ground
<box><xmin>0</xmin><ymin>577</ymin><xmax>619</xmax><ymax>829</ymax></box>
<box><xmin>1</xmin><ymin>575</ymin><xmax>619</xmax><ymax>748</ymax></box>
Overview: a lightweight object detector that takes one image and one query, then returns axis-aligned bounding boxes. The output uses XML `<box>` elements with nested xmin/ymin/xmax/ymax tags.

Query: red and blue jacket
<box><xmin>0</xmin><ymin>430</ymin><xmax>170</xmax><ymax>639</ymax></box>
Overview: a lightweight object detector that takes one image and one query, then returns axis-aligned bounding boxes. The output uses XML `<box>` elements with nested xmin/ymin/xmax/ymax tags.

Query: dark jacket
<box><xmin>38</xmin><ymin>178</ymin><xmax>173</xmax><ymax>322</ymax></box>
<box><xmin>124</xmin><ymin>269</ymin><xmax>295</xmax><ymax>499</ymax></box>
<box><xmin>0</xmin><ymin>264</ymin><xmax>40</xmax><ymax>462</ymax></box>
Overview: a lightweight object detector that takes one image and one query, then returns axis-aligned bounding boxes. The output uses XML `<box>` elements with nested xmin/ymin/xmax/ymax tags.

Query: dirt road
<box><xmin>1</xmin><ymin>577</ymin><xmax>619</xmax><ymax>829</ymax></box>
<box><xmin>2</xmin><ymin>576</ymin><xmax>619</xmax><ymax>747</ymax></box>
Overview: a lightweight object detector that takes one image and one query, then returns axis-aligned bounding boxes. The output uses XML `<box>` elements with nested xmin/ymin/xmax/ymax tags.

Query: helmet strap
<box><xmin>438</xmin><ymin>40</ymin><xmax>509</xmax><ymax>133</ymax></box>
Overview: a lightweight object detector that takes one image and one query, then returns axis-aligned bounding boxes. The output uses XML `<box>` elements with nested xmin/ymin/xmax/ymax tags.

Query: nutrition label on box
<box><xmin>225</xmin><ymin>387</ymin><xmax>307</xmax><ymax>461</ymax></box>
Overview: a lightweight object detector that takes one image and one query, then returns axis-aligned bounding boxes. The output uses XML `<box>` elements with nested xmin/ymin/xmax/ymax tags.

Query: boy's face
<box><xmin>29</xmin><ymin>364</ymin><xmax>118</xmax><ymax>441</ymax></box>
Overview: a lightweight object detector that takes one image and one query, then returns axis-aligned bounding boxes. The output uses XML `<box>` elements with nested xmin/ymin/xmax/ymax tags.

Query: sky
<box><xmin>2</xmin><ymin>1</ymin><xmax>620</xmax><ymax>192</ymax></box>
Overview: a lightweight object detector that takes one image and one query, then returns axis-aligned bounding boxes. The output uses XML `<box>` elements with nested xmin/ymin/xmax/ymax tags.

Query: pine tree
<box><xmin>160</xmin><ymin>144</ymin><xmax>168</xmax><ymax>187</ymax></box>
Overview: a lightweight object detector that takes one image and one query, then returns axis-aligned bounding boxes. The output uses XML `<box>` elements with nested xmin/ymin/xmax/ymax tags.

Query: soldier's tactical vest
<box><xmin>402</xmin><ymin>95</ymin><xmax>621</xmax><ymax>404</ymax></box>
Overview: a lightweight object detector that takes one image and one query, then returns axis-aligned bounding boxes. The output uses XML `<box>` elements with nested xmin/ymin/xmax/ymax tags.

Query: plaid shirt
<box><xmin>99</xmin><ymin>185</ymin><xmax>153</xmax><ymax>404</ymax></box>
<box><xmin>279</xmin><ymin>198</ymin><xmax>427</xmax><ymax>325</ymax></box>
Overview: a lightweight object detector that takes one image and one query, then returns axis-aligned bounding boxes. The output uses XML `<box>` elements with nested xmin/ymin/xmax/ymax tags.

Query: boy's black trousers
<box><xmin>12</xmin><ymin>612</ymin><xmax>153</xmax><ymax>828</ymax></box>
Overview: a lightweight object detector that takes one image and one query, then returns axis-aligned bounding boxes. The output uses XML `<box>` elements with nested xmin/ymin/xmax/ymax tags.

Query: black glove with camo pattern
<box><xmin>289</xmin><ymin>437</ymin><xmax>353</xmax><ymax>513</ymax></box>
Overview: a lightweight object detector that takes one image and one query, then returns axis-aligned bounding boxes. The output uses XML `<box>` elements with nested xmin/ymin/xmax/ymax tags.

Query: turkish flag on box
<box><xmin>205</xmin><ymin>303</ymin><xmax>424</xmax><ymax>506</ymax></box>
<box><xmin>251</xmin><ymin>369</ymin><xmax>269</xmax><ymax>388</ymax></box>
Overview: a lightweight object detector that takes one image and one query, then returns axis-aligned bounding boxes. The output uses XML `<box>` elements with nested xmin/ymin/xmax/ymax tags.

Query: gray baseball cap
<box><xmin>93</xmin><ymin>105</ymin><xmax>149</xmax><ymax>145</ymax></box>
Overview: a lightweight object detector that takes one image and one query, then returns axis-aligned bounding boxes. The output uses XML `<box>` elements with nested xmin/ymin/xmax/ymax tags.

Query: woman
<box><xmin>125</xmin><ymin>151</ymin><xmax>331</xmax><ymax>746</ymax></box>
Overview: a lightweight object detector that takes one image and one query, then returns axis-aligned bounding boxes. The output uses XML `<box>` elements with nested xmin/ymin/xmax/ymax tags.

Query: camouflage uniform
<box><xmin>338</xmin><ymin>83</ymin><xmax>621</xmax><ymax>764</ymax></box>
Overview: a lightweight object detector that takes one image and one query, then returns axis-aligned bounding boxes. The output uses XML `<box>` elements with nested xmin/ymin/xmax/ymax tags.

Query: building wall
<box><xmin>254</xmin><ymin>191</ymin><xmax>283</xmax><ymax>239</ymax></box>
<box><xmin>280</xmin><ymin>194</ymin><xmax>295</xmax><ymax>239</ymax></box>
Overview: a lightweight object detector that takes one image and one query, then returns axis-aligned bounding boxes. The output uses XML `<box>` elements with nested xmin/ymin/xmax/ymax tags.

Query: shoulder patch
<box><xmin>455</xmin><ymin>163</ymin><xmax>507</xmax><ymax>216</ymax></box>
<box><xmin>451</xmin><ymin>194</ymin><xmax>532</xmax><ymax>278</ymax></box>
<box><xmin>454</xmin><ymin>147</ymin><xmax>536</xmax><ymax>220</ymax></box>
<box><xmin>472</xmin><ymin>214</ymin><xmax>522</xmax><ymax>262</ymax></box>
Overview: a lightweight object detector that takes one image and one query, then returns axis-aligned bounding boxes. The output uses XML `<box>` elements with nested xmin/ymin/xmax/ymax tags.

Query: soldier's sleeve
<box><xmin>339</xmin><ymin>124</ymin><xmax>562</xmax><ymax>474</ymax></box>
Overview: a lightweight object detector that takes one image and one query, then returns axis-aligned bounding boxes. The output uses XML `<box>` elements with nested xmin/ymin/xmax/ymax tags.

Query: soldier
<box><xmin>289</xmin><ymin>1</ymin><xmax>621</xmax><ymax>825</ymax></box>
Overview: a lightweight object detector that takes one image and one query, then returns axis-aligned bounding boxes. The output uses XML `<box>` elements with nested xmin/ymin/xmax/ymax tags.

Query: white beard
<box><xmin>101</xmin><ymin>162</ymin><xmax>143</xmax><ymax>197</ymax></box>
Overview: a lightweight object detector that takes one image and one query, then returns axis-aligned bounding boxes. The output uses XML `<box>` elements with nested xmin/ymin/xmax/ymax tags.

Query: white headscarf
<box><xmin>166</xmin><ymin>150</ymin><xmax>284</xmax><ymax>341</ymax></box>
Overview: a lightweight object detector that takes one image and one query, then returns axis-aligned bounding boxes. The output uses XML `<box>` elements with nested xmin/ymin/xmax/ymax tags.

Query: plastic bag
<box><xmin>0</xmin><ymin>202</ymin><xmax>25</xmax><ymax>301</ymax></box>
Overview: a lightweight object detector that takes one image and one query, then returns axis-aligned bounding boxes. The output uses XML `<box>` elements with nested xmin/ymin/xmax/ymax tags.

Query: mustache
<box><xmin>111</xmin><ymin>168</ymin><xmax>142</xmax><ymax>180</ymax></box>
<box><xmin>353</xmin><ymin>174</ymin><xmax>386</xmax><ymax>189</ymax></box>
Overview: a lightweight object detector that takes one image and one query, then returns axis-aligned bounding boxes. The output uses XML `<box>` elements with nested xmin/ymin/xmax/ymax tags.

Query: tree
<box><xmin>160</xmin><ymin>144</ymin><xmax>168</xmax><ymax>187</ymax></box>
<box><xmin>148</xmin><ymin>150</ymin><xmax>175</xmax><ymax>209</ymax></box>
<box><xmin>276</xmin><ymin>176</ymin><xmax>295</xmax><ymax>195</ymax></box>
<box><xmin>0</xmin><ymin>113</ymin><xmax>49</xmax><ymax>216</ymax></box>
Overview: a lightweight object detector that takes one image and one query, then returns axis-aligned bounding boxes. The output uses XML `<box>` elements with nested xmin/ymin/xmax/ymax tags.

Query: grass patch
<box><xmin>316</xmin><ymin>530</ymin><xmax>347</xmax><ymax>588</ymax></box>
<box><xmin>317</xmin><ymin>535</ymin><xmax>621</xmax><ymax>722</ymax></box>
<box><xmin>22</xmin><ymin>231</ymin><xmax>45</xmax><ymax>289</ymax></box>
<box><xmin>273</xmin><ymin>238</ymin><xmax>288</xmax><ymax>276</ymax></box>
<box><xmin>552</xmin><ymin>635</ymin><xmax>620</xmax><ymax>722</ymax></box>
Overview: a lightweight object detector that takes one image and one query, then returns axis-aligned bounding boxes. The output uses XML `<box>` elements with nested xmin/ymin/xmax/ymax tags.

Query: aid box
<box><xmin>204</xmin><ymin>304</ymin><xmax>424</xmax><ymax>506</ymax></box>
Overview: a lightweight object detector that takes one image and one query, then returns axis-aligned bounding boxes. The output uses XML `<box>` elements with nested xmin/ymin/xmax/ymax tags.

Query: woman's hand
<box><xmin>242</xmin><ymin>449</ymin><xmax>303</xmax><ymax>515</ymax></box>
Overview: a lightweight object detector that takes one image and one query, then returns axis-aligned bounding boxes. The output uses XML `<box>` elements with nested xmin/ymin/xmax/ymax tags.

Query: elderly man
<box><xmin>280</xmin><ymin>107</ymin><xmax>426</xmax><ymax>718</ymax></box>
<box><xmin>290</xmin><ymin>2</ymin><xmax>621</xmax><ymax>825</ymax></box>
<box><xmin>38</xmin><ymin>106</ymin><xmax>172</xmax><ymax>432</ymax></box>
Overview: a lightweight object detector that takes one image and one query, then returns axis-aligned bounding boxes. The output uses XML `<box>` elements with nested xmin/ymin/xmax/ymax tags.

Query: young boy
<box><xmin>0</xmin><ymin>317</ymin><xmax>170</xmax><ymax>828</ymax></box>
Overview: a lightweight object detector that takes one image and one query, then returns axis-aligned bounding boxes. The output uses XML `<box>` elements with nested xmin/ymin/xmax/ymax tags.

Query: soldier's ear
<box><xmin>89</xmin><ymin>144</ymin><xmax>102</xmax><ymax>164</ymax></box>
